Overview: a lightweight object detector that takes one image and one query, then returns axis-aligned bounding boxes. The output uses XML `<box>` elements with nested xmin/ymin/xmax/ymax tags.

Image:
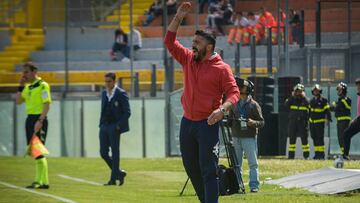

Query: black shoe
<box><xmin>104</xmin><ymin>180</ymin><xmax>116</xmax><ymax>186</ymax></box>
<box><xmin>343</xmin><ymin>155</ymin><xmax>350</xmax><ymax>160</ymax></box>
<box><xmin>26</xmin><ymin>182</ymin><xmax>40</xmax><ymax>189</ymax></box>
<box><xmin>250</xmin><ymin>188</ymin><xmax>259</xmax><ymax>193</ymax></box>
<box><xmin>118</xmin><ymin>170</ymin><xmax>127</xmax><ymax>186</ymax></box>
<box><xmin>38</xmin><ymin>184</ymin><xmax>50</xmax><ymax>189</ymax></box>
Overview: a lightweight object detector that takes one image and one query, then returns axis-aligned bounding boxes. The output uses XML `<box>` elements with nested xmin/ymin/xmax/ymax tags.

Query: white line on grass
<box><xmin>0</xmin><ymin>180</ymin><xmax>77</xmax><ymax>203</ymax></box>
<box><xmin>57</xmin><ymin>174</ymin><xmax>103</xmax><ymax>186</ymax></box>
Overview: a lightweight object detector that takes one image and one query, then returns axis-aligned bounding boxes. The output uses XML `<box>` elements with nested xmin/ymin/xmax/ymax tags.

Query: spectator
<box><xmin>199</xmin><ymin>0</ymin><xmax>218</xmax><ymax>14</ymax></box>
<box><xmin>143</xmin><ymin>0</ymin><xmax>177</xmax><ymax>26</ymax></box>
<box><xmin>110</xmin><ymin>28</ymin><xmax>130</xmax><ymax>62</ymax></box>
<box><xmin>143</xmin><ymin>0</ymin><xmax>163</xmax><ymax>26</ymax></box>
<box><xmin>247</xmin><ymin>11</ymin><xmax>259</xmax><ymax>26</ymax></box>
<box><xmin>167</xmin><ymin>0</ymin><xmax>177</xmax><ymax>15</ymax></box>
<box><xmin>258</xmin><ymin>7</ymin><xmax>276</xmax><ymax>43</ymax></box>
<box><xmin>131</xmin><ymin>28</ymin><xmax>142</xmax><ymax>51</ymax></box>
<box><xmin>242</xmin><ymin>12</ymin><xmax>261</xmax><ymax>45</ymax></box>
<box><xmin>207</xmin><ymin>0</ymin><xmax>233</xmax><ymax>35</ymax></box>
<box><xmin>227</xmin><ymin>12</ymin><xmax>249</xmax><ymax>44</ymax></box>
<box><xmin>289</xmin><ymin>9</ymin><xmax>301</xmax><ymax>44</ymax></box>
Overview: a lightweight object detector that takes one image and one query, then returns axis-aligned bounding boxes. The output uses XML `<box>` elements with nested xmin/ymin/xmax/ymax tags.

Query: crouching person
<box><xmin>228</xmin><ymin>77</ymin><xmax>265</xmax><ymax>193</ymax></box>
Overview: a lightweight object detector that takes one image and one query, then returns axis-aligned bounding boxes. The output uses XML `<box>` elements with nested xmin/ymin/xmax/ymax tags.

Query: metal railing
<box><xmin>42</xmin><ymin>0</ymin><xmax>121</xmax><ymax>27</ymax></box>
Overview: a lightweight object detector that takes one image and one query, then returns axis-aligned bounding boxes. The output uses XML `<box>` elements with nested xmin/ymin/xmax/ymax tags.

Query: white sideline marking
<box><xmin>57</xmin><ymin>174</ymin><xmax>103</xmax><ymax>186</ymax></box>
<box><xmin>0</xmin><ymin>180</ymin><xmax>76</xmax><ymax>203</ymax></box>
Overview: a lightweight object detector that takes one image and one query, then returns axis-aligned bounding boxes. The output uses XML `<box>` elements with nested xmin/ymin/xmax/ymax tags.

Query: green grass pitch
<box><xmin>0</xmin><ymin>157</ymin><xmax>359</xmax><ymax>203</ymax></box>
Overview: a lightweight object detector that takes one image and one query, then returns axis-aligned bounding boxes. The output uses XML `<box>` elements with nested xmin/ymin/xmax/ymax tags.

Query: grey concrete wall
<box><xmin>0</xmin><ymin>30</ymin><xmax>11</xmax><ymax>51</ymax></box>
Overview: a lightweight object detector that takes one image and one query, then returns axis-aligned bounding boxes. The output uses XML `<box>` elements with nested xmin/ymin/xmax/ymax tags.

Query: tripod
<box><xmin>179</xmin><ymin>119</ymin><xmax>245</xmax><ymax>196</ymax></box>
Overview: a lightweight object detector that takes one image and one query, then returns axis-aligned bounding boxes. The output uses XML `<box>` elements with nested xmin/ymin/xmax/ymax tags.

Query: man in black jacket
<box><xmin>99</xmin><ymin>72</ymin><xmax>131</xmax><ymax>186</ymax></box>
<box><xmin>285</xmin><ymin>84</ymin><xmax>310</xmax><ymax>159</ymax></box>
<box><xmin>332</xmin><ymin>82</ymin><xmax>351</xmax><ymax>156</ymax></box>
<box><xmin>229</xmin><ymin>77</ymin><xmax>264</xmax><ymax>193</ymax></box>
<box><xmin>309</xmin><ymin>84</ymin><xmax>331</xmax><ymax>160</ymax></box>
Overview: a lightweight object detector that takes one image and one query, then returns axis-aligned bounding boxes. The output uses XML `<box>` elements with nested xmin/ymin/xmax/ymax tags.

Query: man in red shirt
<box><xmin>164</xmin><ymin>2</ymin><xmax>240</xmax><ymax>203</ymax></box>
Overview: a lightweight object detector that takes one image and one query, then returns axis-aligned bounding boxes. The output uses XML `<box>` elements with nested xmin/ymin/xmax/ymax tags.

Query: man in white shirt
<box><xmin>131</xmin><ymin>28</ymin><xmax>142</xmax><ymax>51</ymax></box>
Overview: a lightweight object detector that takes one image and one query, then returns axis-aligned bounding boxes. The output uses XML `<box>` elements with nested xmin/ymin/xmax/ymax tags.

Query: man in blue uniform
<box><xmin>99</xmin><ymin>72</ymin><xmax>131</xmax><ymax>186</ymax></box>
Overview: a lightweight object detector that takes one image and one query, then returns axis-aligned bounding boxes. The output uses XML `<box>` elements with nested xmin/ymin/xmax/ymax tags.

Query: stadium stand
<box><xmin>0</xmin><ymin>0</ymin><xmax>359</xmax><ymax>93</ymax></box>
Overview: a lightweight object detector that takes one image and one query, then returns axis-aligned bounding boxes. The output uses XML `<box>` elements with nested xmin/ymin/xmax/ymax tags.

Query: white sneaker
<box><xmin>121</xmin><ymin>57</ymin><xmax>130</xmax><ymax>63</ymax></box>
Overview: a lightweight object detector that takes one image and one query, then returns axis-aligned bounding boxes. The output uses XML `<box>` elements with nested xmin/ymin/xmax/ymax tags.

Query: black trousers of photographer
<box><xmin>343</xmin><ymin>116</ymin><xmax>360</xmax><ymax>156</ymax></box>
<box><xmin>180</xmin><ymin>117</ymin><xmax>219</xmax><ymax>203</ymax></box>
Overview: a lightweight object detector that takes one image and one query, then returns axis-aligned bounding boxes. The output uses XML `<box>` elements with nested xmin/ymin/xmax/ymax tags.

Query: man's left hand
<box><xmin>207</xmin><ymin>108</ymin><xmax>224</xmax><ymax>125</ymax></box>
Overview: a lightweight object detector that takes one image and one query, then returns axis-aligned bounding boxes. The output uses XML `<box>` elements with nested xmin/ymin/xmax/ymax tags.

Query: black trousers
<box><xmin>26</xmin><ymin>115</ymin><xmax>48</xmax><ymax>145</ymax></box>
<box><xmin>180</xmin><ymin>117</ymin><xmax>219</xmax><ymax>203</ymax></box>
<box><xmin>99</xmin><ymin>123</ymin><xmax>123</xmax><ymax>181</ymax></box>
<box><xmin>310</xmin><ymin>123</ymin><xmax>325</xmax><ymax>159</ymax></box>
<box><xmin>288</xmin><ymin>118</ymin><xmax>309</xmax><ymax>159</ymax></box>
<box><xmin>343</xmin><ymin>116</ymin><xmax>360</xmax><ymax>156</ymax></box>
<box><xmin>337</xmin><ymin>120</ymin><xmax>350</xmax><ymax>154</ymax></box>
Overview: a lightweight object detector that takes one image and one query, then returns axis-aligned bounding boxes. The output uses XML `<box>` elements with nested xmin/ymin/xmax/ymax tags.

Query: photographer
<box><xmin>228</xmin><ymin>77</ymin><xmax>264</xmax><ymax>193</ymax></box>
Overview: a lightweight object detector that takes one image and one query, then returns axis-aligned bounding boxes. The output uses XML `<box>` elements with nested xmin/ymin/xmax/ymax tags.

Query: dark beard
<box><xmin>193</xmin><ymin>49</ymin><xmax>206</xmax><ymax>62</ymax></box>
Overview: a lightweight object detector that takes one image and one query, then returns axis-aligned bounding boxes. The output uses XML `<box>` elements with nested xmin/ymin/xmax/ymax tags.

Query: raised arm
<box><xmin>164</xmin><ymin>2</ymin><xmax>192</xmax><ymax>66</ymax></box>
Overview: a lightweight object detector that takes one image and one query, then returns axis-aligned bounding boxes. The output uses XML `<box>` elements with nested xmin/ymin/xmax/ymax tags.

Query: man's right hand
<box><xmin>176</xmin><ymin>2</ymin><xmax>192</xmax><ymax>19</ymax></box>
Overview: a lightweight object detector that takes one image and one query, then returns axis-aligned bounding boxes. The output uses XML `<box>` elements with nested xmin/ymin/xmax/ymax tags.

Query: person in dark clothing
<box><xmin>285</xmin><ymin>83</ymin><xmax>310</xmax><ymax>159</ymax></box>
<box><xmin>342</xmin><ymin>79</ymin><xmax>360</xmax><ymax>160</ymax></box>
<box><xmin>331</xmin><ymin>82</ymin><xmax>351</xmax><ymax>156</ymax></box>
<box><xmin>110</xmin><ymin>29</ymin><xmax>130</xmax><ymax>61</ymax></box>
<box><xmin>207</xmin><ymin>0</ymin><xmax>233</xmax><ymax>35</ymax></box>
<box><xmin>143</xmin><ymin>0</ymin><xmax>163</xmax><ymax>26</ymax></box>
<box><xmin>228</xmin><ymin>77</ymin><xmax>264</xmax><ymax>193</ymax></box>
<box><xmin>309</xmin><ymin>84</ymin><xmax>331</xmax><ymax>160</ymax></box>
<box><xmin>99</xmin><ymin>72</ymin><xmax>131</xmax><ymax>186</ymax></box>
<box><xmin>289</xmin><ymin>9</ymin><xmax>301</xmax><ymax>44</ymax></box>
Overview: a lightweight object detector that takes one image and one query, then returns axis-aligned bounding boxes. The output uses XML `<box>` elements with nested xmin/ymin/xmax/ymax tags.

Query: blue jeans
<box><xmin>180</xmin><ymin>117</ymin><xmax>219</xmax><ymax>203</ymax></box>
<box><xmin>233</xmin><ymin>137</ymin><xmax>259</xmax><ymax>189</ymax></box>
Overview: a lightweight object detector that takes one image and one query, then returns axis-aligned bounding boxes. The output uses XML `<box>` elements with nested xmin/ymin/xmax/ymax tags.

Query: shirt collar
<box><xmin>30</xmin><ymin>77</ymin><xmax>41</xmax><ymax>85</ymax></box>
<box><xmin>208</xmin><ymin>52</ymin><xmax>217</xmax><ymax>60</ymax></box>
<box><xmin>106</xmin><ymin>85</ymin><xmax>117</xmax><ymax>101</ymax></box>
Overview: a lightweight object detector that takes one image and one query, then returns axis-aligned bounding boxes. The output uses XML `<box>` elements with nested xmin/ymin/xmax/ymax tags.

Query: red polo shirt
<box><xmin>164</xmin><ymin>31</ymin><xmax>240</xmax><ymax>121</ymax></box>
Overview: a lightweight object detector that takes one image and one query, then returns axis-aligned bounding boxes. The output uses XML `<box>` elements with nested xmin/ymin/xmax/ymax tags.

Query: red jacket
<box><xmin>164</xmin><ymin>31</ymin><xmax>240</xmax><ymax>121</ymax></box>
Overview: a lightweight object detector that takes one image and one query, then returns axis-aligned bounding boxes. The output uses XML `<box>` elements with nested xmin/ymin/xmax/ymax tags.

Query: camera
<box><xmin>238</xmin><ymin>117</ymin><xmax>248</xmax><ymax>130</ymax></box>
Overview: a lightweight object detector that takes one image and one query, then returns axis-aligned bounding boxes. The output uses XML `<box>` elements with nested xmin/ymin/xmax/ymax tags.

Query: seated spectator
<box><xmin>131</xmin><ymin>28</ymin><xmax>142</xmax><ymax>51</ymax></box>
<box><xmin>110</xmin><ymin>28</ymin><xmax>130</xmax><ymax>62</ymax></box>
<box><xmin>142</xmin><ymin>0</ymin><xmax>177</xmax><ymax>26</ymax></box>
<box><xmin>143</xmin><ymin>0</ymin><xmax>163</xmax><ymax>26</ymax></box>
<box><xmin>206</xmin><ymin>0</ymin><xmax>233</xmax><ymax>35</ymax></box>
<box><xmin>272</xmin><ymin>8</ymin><xmax>287</xmax><ymax>44</ymax></box>
<box><xmin>242</xmin><ymin>12</ymin><xmax>261</xmax><ymax>45</ymax></box>
<box><xmin>227</xmin><ymin>12</ymin><xmax>249</xmax><ymax>44</ymax></box>
<box><xmin>247</xmin><ymin>11</ymin><xmax>259</xmax><ymax>27</ymax></box>
<box><xmin>167</xmin><ymin>0</ymin><xmax>177</xmax><ymax>15</ymax></box>
<box><xmin>258</xmin><ymin>7</ymin><xmax>276</xmax><ymax>43</ymax></box>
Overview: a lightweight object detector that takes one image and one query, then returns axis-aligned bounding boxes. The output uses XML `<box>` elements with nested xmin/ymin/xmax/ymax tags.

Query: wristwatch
<box><xmin>220</xmin><ymin>106</ymin><xmax>228</xmax><ymax>116</ymax></box>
